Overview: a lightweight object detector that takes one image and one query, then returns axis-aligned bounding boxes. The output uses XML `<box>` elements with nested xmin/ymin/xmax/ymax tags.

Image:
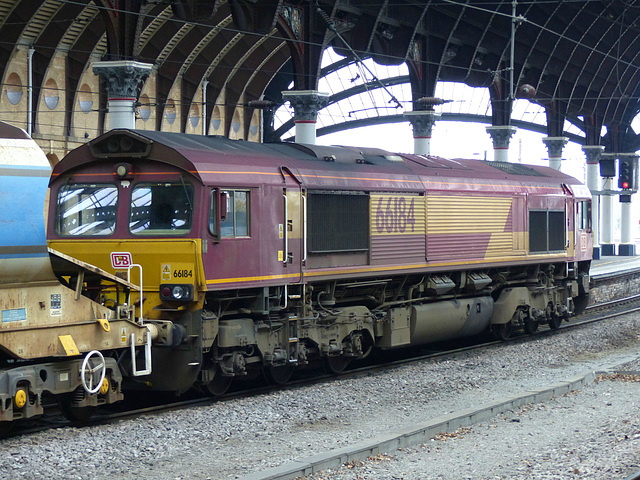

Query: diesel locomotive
<box><xmin>0</xmin><ymin>122</ymin><xmax>152</xmax><ymax>426</ymax></box>
<box><xmin>47</xmin><ymin>129</ymin><xmax>592</xmax><ymax>396</ymax></box>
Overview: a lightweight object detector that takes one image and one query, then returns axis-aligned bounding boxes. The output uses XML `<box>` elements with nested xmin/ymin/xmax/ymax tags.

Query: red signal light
<box><xmin>623</xmin><ymin>181</ymin><xmax>630</xmax><ymax>189</ymax></box>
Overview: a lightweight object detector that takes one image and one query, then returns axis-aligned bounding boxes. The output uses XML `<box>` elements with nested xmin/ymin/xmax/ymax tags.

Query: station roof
<box><xmin>2</xmin><ymin>1</ymin><xmax>640</xmax><ymax>149</ymax></box>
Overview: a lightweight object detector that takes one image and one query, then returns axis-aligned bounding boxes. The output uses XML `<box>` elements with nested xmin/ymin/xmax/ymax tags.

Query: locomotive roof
<box><xmin>52</xmin><ymin>129</ymin><xmax>589</xmax><ymax>196</ymax></box>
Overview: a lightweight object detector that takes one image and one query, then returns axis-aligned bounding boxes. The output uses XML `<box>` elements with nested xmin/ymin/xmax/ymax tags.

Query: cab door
<box><xmin>574</xmin><ymin>198</ymin><xmax>593</xmax><ymax>260</ymax></box>
<box><xmin>282</xmin><ymin>170</ymin><xmax>303</xmax><ymax>285</ymax></box>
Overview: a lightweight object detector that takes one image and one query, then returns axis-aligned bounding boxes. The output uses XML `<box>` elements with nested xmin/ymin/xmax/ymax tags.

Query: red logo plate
<box><xmin>111</xmin><ymin>252</ymin><xmax>133</xmax><ymax>269</ymax></box>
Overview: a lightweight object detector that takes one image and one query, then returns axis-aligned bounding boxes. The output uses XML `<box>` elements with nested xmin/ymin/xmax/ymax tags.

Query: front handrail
<box><xmin>283</xmin><ymin>193</ymin><xmax>289</xmax><ymax>266</ymax></box>
<box><xmin>126</xmin><ymin>263</ymin><xmax>144</xmax><ymax>324</ymax></box>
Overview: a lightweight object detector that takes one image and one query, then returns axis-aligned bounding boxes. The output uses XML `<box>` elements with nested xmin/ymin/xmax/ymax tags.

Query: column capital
<box><xmin>542</xmin><ymin>136</ymin><xmax>569</xmax><ymax>159</ymax></box>
<box><xmin>404</xmin><ymin>111</ymin><xmax>440</xmax><ymax>138</ymax></box>
<box><xmin>92</xmin><ymin>61</ymin><xmax>153</xmax><ymax>99</ymax></box>
<box><xmin>281</xmin><ymin>90</ymin><xmax>330</xmax><ymax>122</ymax></box>
<box><xmin>582</xmin><ymin>145</ymin><xmax>605</xmax><ymax>165</ymax></box>
<box><xmin>486</xmin><ymin>125</ymin><xmax>517</xmax><ymax>149</ymax></box>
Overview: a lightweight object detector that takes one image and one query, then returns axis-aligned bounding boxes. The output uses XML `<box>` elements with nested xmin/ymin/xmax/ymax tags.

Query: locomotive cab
<box><xmin>49</xmin><ymin>132</ymin><xmax>207</xmax><ymax>392</ymax></box>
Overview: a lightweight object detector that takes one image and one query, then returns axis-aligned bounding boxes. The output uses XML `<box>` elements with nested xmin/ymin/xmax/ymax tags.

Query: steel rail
<box><xmin>5</xmin><ymin>270</ymin><xmax>640</xmax><ymax>437</ymax></box>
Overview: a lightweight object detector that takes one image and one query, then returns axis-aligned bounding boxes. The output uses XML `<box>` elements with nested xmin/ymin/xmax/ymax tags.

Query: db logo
<box><xmin>111</xmin><ymin>252</ymin><xmax>133</xmax><ymax>269</ymax></box>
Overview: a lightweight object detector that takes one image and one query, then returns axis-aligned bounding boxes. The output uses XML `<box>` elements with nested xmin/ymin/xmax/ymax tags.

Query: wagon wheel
<box><xmin>263</xmin><ymin>364</ymin><xmax>295</xmax><ymax>385</ymax></box>
<box><xmin>323</xmin><ymin>355</ymin><xmax>351</xmax><ymax>375</ymax></box>
<box><xmin>205</xmin><ymin>368</ymin><xmax>233</xmax><ymax>397</ymax></box>
<box><xmin>492</xmin><ymin>321</ymin><xmax>512</xmax><ymax>341</ymax></box>
<box><xmin>0</xmin><ymin>422</ymin><xmax>13</xmax><ymax>437</ymax></box>
<box><xmin>59</xmin><ymin>389</ymin><xmax>96</xmax><ymax>423</ymax></box>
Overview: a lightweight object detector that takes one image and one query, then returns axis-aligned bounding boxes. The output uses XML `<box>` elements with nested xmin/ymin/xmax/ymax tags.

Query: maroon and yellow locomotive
<box><xmin>47</xmin><ymin>130</ymin><xmax>592</xmax><ymax>395</ymax></box>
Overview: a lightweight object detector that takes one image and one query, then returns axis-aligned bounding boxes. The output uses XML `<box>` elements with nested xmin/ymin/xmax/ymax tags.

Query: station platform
<box><xmin>590</xmin><ymin>254</ymin><xmax>640</xmax><ymax>279</ymax></box>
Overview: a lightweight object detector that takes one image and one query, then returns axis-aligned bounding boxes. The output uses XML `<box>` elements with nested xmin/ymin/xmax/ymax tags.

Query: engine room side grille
<box><xmin>308</xmin><ymin>192</ymin><xmax>369</xmax><ymax>253</ymax></box>
<box><xmin>529</xmin><ymin>210</ymin><xmax>566</xmax><ymax>253</ymax></box>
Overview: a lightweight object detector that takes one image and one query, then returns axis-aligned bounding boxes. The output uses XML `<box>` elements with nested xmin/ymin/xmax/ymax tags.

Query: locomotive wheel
<box><xmin>263</xmin><ymin>365</ymin><xmax>295</xmax><ymax>385</ymax></box>
<box><xmin>205</xmin><ymin>369</ymin><xmax>233</xmax><ymax>397</ymax></box>
<box><xmin>523</xmin><ymin>318</ymin><xmax>539</xmax><ymax>334</ymax></box>
<box><xmin>492</xmin><ymin>321</ymin><xmax>512</xmax><ymax>341</ymax></box>
<box><xmin>323</xmin><ymin>355</ymin><xmax>351</xmax><ymax>375</ymax></box>
<box><xmin>549</xmin><ymin>313</ymin><xmax>563</xmax><ymax>330</ymax></box>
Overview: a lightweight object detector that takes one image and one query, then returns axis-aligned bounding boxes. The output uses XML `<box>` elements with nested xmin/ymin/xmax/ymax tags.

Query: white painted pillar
<box><xmin>600</xmin><ymin>177</ymin><xmax>615</xmax><ymax>256</ymax></box>
<box><xmin>106</xmin><ymin>99</ymin><xmax>137</xmax><ymax>130</ymax></box>
<box><xmin>583</xmin><ymin>145</ymin><xmax>604</xmax><ymax>260</ymax></box>
<box><xmin>543</xmin><ymin>136</ymin><xmax>569</xmax><ymax>171</ymax></box>
<box><xmin>404</xmin><ymin>111</ymin><xmax>440</xmax><ymax>155</ymax></box>
<box><xmin>486</xmin><ymin>126</ymin><xmax>517</xmax><ymax>162</ymax></box>
<box><xmin>618</xmin><ymin>153</ymin><xmax>638</xmax><ymax>256</ymax></box>
<box><xmin>620</xmin><ymin>200</ymin><xmax>633</xmax><ymax>253</ymax></box>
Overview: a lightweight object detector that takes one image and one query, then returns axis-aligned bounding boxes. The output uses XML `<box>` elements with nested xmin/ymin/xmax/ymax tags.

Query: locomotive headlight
<box><xmin>114</xmin><ymin>162</ymin><xmax>134</xmax><ymax>179</ymax></box>
<box><xmin>172</xmin><ymin>286</ymin><xmax>185</xmax><ymax>299</ymax></box>
<box><xmin>159</xmin><ymin>284</ymin><xmax>193</xmax><ymax>302</ymax></box>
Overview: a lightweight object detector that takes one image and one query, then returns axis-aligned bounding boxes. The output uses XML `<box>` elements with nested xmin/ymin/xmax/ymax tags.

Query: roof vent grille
<box><xmin>483</xmin><ymin>161</ymin><xmax>548</xmax><ymax>177</ymax></box>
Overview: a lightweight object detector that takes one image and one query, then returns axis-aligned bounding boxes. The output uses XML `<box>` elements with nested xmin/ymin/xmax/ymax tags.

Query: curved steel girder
<box><xmin>94</xmin><ymin>0</ymin><xmax>146</xmax><ymax>60</ymax></box>
<box><xmin>274</xmin><ymin>75</ymin><xmax>410</xmax><ymax>139</ymax></box>
<box><xmin>140</xmin><ymin>1</ymin><xmax>290</xmax><ymax>133</ymax></box>
<box><xmin>286</xmin><ymin>112</ymin><xmax>588</xmax><ymax>148</ymax></box>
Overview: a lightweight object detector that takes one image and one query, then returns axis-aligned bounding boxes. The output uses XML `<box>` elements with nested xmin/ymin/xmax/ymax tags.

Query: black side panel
<box><xmin>308</xmin><ymin>192</ymin><xmax>369</xmax><ymax>253</ymax></box>
<box><xmin>548</xmin><ymin>211</ymin><xmax>566</xmax><ymax>251</ymax></box>
<box><xmin>529</xmin><ymin>210</ymin><xmax>566</xmax><ymax>253</ymax></box>
<box><xmin>529</xmin><ymin>211</ymin><xmax>548</xmax><ymax>253</ymax></box>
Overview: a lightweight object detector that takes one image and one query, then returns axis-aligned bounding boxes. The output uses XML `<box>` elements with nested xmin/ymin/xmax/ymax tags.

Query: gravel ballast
<box><xmin>2</xmin><ymin>312</ymin><xmax>640</xmax><ymax>480</ymax></box>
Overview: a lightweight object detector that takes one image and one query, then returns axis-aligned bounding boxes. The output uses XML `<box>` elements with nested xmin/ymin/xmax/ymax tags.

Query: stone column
<box><xmin>92</xmin><ymin>61</ymin><xmax>153</xmax><ymax>131</ymax></box>
<box><xmin>543</xmin><ymin>136</ymin><xmax>569</xmax><ymax>171</ymax></box>
<box><xmin>583</xmin><ymin>145</ymin><xmax>604</xmax><ymax>259</ymax></box>
<box><xmin>404</xmin><ymin>111</ymin><xmax>440</xmax><ymax>155</ymax></box>
<box><xmin>486</xmin><ymin>126</ymin><xmax>517</xmax><ymax>162</ymax></box>
<box><xmin>281</xmin><ymin>90</ymin><xmax>330</xmax><ymax>145</ymax></box>
<box><xmin>618</xmin><ymin>153</ymin><xmax>638</xmax><ymax>256</ymax></box>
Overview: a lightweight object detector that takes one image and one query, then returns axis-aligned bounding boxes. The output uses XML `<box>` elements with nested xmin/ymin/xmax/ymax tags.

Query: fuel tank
<box><xmin>0</xmin><ymin>123</ymin><xmax>55</xmax><ymax>284</ymax></box>
<box><xmin>410</xmin><ymin>296</ymin><xmax>494</xmax><ymax>344</ymax></box>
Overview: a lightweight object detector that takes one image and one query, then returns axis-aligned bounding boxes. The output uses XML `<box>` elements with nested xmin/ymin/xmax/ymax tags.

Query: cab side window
<box><xmin>210</xmin><ymin>189</ymin><xmax>250</xmax><ymax>238</ymax></box>
<box><xmin>577</xmin><ymin>200</ymin><xmax>591</xmax><ymax>230</ymax></box>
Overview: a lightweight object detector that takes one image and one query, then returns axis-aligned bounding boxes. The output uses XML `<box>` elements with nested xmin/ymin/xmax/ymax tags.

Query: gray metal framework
<box><xmin>1</xmin><ymin>1</ymin><xmax>640</xmax><ymax>151</ymax></box>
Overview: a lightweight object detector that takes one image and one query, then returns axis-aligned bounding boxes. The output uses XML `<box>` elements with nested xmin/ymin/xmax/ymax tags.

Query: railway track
<box><xmin>625</xmin><ymin>469</ymin><xmax>640</xmax><ymax>480</ymax></box>
<box><xmin>5</xmin><ymin>270</ymin><xmax>640</xmax><ymax>438</ymax></box>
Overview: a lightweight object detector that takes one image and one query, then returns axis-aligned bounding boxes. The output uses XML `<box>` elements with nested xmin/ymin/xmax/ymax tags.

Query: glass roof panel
<box><xmin>275</xmin><ymin>47</ymin><xmax>595</xmax><ymax>149</ymax></box>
